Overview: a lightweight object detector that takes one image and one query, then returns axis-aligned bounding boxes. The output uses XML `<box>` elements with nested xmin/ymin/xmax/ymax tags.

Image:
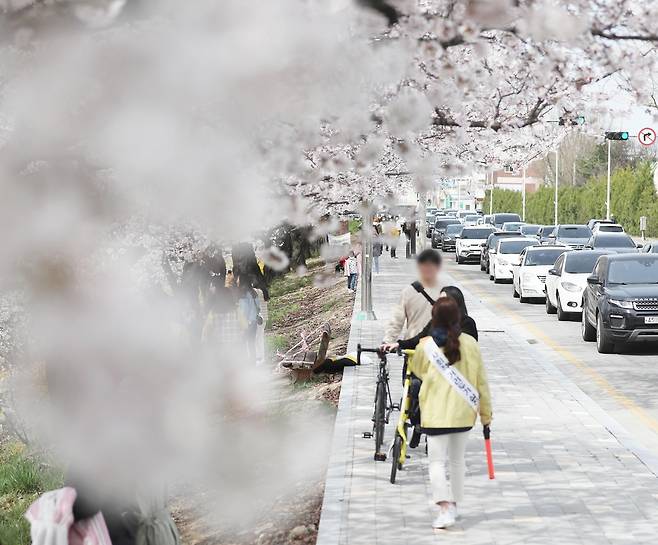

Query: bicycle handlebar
<box><xmin>356</xmin><ymin>344</ymin><xmax>386</xmax><ymax>366</ymax></box>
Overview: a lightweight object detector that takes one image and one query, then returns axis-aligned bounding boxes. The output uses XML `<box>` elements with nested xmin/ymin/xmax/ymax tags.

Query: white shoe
<box><xmin>432</xmin><ymin>506</ymin><xmax>455</xmax><ymax>529</ymax></box>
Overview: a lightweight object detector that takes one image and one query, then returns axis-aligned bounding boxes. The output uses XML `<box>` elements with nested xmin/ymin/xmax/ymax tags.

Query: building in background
<box><xmin>491</xmin><ymin>161</ymin><xmax>543</xmax><ymax>194</ymax></box>
<box><xmin>434</xmin><ymin>171</ymin><xmax>487</xmax><ymax>211</ymax></box>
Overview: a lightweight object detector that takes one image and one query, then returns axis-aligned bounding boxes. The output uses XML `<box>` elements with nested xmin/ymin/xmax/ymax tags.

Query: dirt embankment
<box><xmin>175</xmin><ymin>265</ymin><xmax>354</xmax><ymax>545</ymax></box>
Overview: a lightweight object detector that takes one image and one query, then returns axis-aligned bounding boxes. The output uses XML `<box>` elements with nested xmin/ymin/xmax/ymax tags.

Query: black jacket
<box><xmin>398</xmin><ymin>315</ymin><xmax>478</xmax><ymax>350</ymax></box>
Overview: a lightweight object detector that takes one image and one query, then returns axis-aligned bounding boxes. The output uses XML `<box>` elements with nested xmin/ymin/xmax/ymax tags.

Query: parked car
<box><xmin>545</xmin><ymin>250</ymin><xmax>610</xmax><ymax>320</ymax></box>
<box><xmin>482</xmin><ymin>214</ymin><xmax>494</xmax><ymax>226</ymax></box>
<box><xmin>512</xmin><ymin>246</ymin><xmax>568</xmax><ymax>303</ymax></box>
<box><xmin>431</xmin><ymin>218</ymin><xmax>461</xmax><ymax>248</ymax></box>
<box><xmin>491</xmin><ymin>213</ymin><xmax>522</xmax><ymax>229</ymax></box>
<box><xmin>463</xmin><ymin>214</ymin><xmax>480</xmax><ymax>226</ymax></box>
<box><xmin>642</xmin><ymin>242</ymin><xmax>658</xmax><ymax>253</ymax></box>
<box><xmin>586</xmin><ymin>218</ymin><xmax>616</xmax><ymax>230</ymax></box>
<box><xmin>441</xmin><ymin>223</ymin><xmax>463</xmax><ymax>252</ymax></box>
<box><xmin>491</xmin><ymin>238</ymin><xmax>538</xmax><ymax>283</ymax></box>
<box><xmin>592</xmin><ymin>223</ymin><xmax>624</xmax><ymax>234</ymax></box>
<box><xmin>581</xmin><ymin>254</ymin><xmax>658</xmax><ymax>353</ymax></box>
<box><xmin>520</xmin><ymin>224</ymin><xmax>542</xmax><ymax>237</ymax></box>
<box><xmin>455</xmin><ymin>226</ymin><xmax>496</xmax><ymax>264</ymax></box>
<box><xmin>549</xmin><ymin>224</ymin><xmax>592</xmax><ymax>249</ymax></box>
<box><xmin>501</xmin><ymin>221</ymin><xmax>525</xmax><ymax>233</ymax></box>
<box><xmin>537</xmin><ymin>225</ymin><xmax>556</xmax><ymax>244</ymax></box>
<box><xmin>481</xmin><ymin>231</ymin><xmax>521</xmax><ymax>275</ymax></box>
<box><xmin>457</xmin><ymin>210</ymin><xmax>472</xmax><ymax>222</ymax></box>
<box><xmin>584</xmin><ymin>233</ymin><xmax>639</xmax><ymax>253</ymax></box>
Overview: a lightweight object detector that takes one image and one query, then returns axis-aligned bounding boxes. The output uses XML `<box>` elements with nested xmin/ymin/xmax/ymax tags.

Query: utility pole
<box><xmin>554</xmin><ymin>149</ymin><xmax>559</xmax><ymax>225</ymax></box>
<box><xmin>522</xmin><ymin>166</ymin><xmax>527</xmax><ymax>221</ymax></box>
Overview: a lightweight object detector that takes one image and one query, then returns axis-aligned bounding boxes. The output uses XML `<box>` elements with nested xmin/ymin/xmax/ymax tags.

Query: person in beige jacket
<box><xmin>381</xmin><ymin>249</ymin><xmax>443</xmax><ymax>346</ymax></box>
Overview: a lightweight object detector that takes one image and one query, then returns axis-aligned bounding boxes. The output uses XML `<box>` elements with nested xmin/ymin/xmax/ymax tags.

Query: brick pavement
<box><xmin>317</xmin><ymin>253</ymin><xmax>658</xmax><ymax>545</ymax></box>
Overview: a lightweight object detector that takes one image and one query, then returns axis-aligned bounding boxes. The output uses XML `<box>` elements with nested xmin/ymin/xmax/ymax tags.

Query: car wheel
<box><xmin>596</xmin><ymin>313</ymin><xmax>614</xmax><ymax>353</ymax></box>
<box><xmin>545</xmin><ymin>292</ymin><xmax>557</xmax><ymax>314</ymax></box>
<box><xmin>581</xmin><ymin>305</ymin><xmax>596</xmax><ymax>341</ymax></box>
<box><xmin>513</xmin><ymin>282</ymin><xmax>519</xmax><ymax>298</ymax></box>
<box><xmin>519</xmin><ymin>285</ymin><xmax>529</xmax><ymax>303</ymax></box>
<box><xmin>556</xmin><ymin>295</ymin><xmax>568</xmax><ymax>321</ymax></box>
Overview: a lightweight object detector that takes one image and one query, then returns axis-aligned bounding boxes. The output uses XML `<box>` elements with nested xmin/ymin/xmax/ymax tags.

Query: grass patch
<box><xmin>321</xmin><ymin>297</ymin><xmax>342</xmax><ymax>312</ymax></box>
<box><xmin>267</xmin><ymin>301</ymin><xmax>300</xmax><ymax>329</ymax></box>
<box><xmin>266</xmin><ymin>334</ymin><xmax>289</xmax><ymax>355</ymax></box>
<box><xmin>269</xmin><ymin>274</ymin><xmax>314</xmax><ymax>299</ymax></box>
<box><xmin>0</xmin><ymin>443</ymin><xmax>63</xmax><ymax>545</ymax></box>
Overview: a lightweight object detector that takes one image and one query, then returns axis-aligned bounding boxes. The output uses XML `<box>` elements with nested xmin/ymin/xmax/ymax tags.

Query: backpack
<box><xmin>411</xmin><ymin>281</ymin><xmax>436</xmax><ymax>306</ymax></box>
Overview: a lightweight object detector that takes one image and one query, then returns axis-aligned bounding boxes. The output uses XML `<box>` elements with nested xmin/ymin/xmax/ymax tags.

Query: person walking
<box><xmin>407</xmin><ymin>297</ymin><xmax>492</xmax><ymax>530</ymax></box>
<box><xmin>380</xmin><ymin>249</ymin><xmax>443</xmax><ymax>348</ymax></box>
<box><xmin>373</xmin><ymin>235</ymin><xmax>383</xmax><ymax>274</ymax></box>
<box><xmin>394</xmin><ymin>285</ymin><xmax>478</xmax><ymax>350</ymax></box>
<box><xmin>345</xmin><ymin>251</ymin><xmax>359</xmax><ymax>291</ymax></box>
<box><xmin>389</xmin><ymin>223</ymin><xmax>401</xmax><ymax>258</ymax></box>
<box><xmin>236</xmin><ymin>273</ymin><xmax>262</xmax><ymax>360</ymax></box>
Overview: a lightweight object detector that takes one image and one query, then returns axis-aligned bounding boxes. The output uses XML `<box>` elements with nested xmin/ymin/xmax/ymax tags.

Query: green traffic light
<box><xmin>621</xmin><ymin>131</ymin><xmax>629</xmax><ymax>140</ymax></box>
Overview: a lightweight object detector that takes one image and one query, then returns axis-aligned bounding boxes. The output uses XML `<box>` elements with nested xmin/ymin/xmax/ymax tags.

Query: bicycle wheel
<box><xmin>390</xmin><ymin>433</ymin><xmax>403</xmax><ymax>484</ymax></box>
<box><xmin>374</xmin><ymin>380</ymin><xmax>386</xmax><ymax>458</ymax></box>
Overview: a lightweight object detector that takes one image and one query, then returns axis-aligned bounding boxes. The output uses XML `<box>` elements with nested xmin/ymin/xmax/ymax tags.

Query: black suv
<box><xmin>581</xmin><ymin>254</ymin><xmax>658</xmax><ymax>353</ymax></box>
<box><xmin>431</xmin><ymin>218</ymin><xmax>461</xmax><ymax>249</ymax></box>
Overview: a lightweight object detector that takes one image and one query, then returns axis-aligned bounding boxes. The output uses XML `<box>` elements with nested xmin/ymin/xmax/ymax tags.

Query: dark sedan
<box><xmin>584</xmin><ymin>233</ymin><xmax>640</xmax><ymax>253</ymax></box>
<box><xmin>480</xmin><ymin>231</ymin><xmax>524</xmax><ymax>275</ymax></box>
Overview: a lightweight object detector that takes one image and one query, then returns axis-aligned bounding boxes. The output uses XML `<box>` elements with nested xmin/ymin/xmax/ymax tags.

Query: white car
<box><xmin>455</xmin><ymin>226</ymin><xmax>496</xmax><ymax>264</ymax></box>
<box><xmin>592</xmin><ymin>223</ymin><xmax>624</xmax><ymax>234</ymax></box>
<box><xmin>463</xmin><ymin>214</ymin><xmax>480</xmax><ymax>226</ymax></box>
<box><xmin>492</xmin><ymin>238</ymin><xmax>538</xmax><ymax>283</ymax></box>
<box><xmin>513</xmin><ymin>246</ymin><xmax>568</xmax><ymax>303</ymax></box>
<box><xmin>545</xmin><ymin>250</ymin><xmax>610</xmax><ymax>320</ymax></box>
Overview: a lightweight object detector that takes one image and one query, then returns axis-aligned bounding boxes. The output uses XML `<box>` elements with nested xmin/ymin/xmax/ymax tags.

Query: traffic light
<box><xmin>605</xmin><ymin>131</ymin><xmax>629</xmax><ymax>141</ymax></box>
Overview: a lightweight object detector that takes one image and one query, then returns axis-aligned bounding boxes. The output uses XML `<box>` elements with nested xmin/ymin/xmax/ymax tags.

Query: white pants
<box><xmin>427</xmin><ymin>431</ymin><xmax>469</xmax><ymax>504</ymax></box>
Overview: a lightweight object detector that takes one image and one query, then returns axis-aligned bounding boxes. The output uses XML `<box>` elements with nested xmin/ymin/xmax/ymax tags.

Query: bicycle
<box><xmin>357</xmin><ymin>344</ymin><xmax>397</xmax><ymax>461</ymax></box>
<box><xmin>390</xmin><ymin>349</ymin><xmax>414</xmax><ymax>483</ymax></box>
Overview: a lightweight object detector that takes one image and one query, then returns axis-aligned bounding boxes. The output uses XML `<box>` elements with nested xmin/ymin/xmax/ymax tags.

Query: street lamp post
<box><xmin>606</xmin><ymin>139</ymin><xmax>612</xmax><ymax>220</ymax></box>
<box><xmin>522</xmin><ymin>166</ymin><xmax>527</xmax><ymax>221</ymax></box>
<box><xmin>489</xmin><ymin>171</ymin><xmax>494</xmax><ymax>215</ymax></box>
<box><xmin>357</xmin><ymin>208</ymin><xmax>376</xmax><ymax>321</ymax></box>
<box><xmin>554</xmin><ymin>149</ymin><xmax>559</xmax><ymax>225</ymax></box>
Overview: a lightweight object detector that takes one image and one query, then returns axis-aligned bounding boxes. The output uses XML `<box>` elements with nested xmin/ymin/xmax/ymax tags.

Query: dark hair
<box><xmin>431</xmin><ymin>298</ymin><xmax>462</xmax><ymax>365</ymax></box>
<box><xmin>417</xmin><ymin>248</ymin><xmax>442</xmax><ymax>266</ymax></box>
<box><xmin>441</xmin><ymin>286</ymin><xmax>468</xmax><ymax>317</ymax></box>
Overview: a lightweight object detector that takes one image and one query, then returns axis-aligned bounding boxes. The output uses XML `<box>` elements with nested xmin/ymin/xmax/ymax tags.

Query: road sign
<box><xmin>638</xmin><ymin>127</ymin><xmax>656</xmax><ymax>146</ymax></box>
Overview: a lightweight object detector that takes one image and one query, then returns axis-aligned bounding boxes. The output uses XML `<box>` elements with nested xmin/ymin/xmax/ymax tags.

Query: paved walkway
<box><xmin>317</xmin><ymin>254</ymin><xmax>658</xmax><ymax>545</ymax></box>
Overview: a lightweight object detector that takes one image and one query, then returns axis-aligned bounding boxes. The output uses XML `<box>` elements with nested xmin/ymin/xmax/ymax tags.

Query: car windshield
<box><xmin>435</xmin><ymin>219</ymin><xmax>460</xmax><ymax>229</ymax></box>
<box><xmin>594</xmin><ymin>234</ymin><xmax>635</xmax><ymax>248</ymax></box>
<box><xmin>608</xmin><ymin>259</ymin><xmax>658</xmax><ymax>284</ymax></box>
<box><xmin>503</xmin><ymin>222</ymin><xmax>524</xmax><ymax>231</ymax></box>
<box><xmin>540</xmin><ymin>226</ymin><xmax>556</xmax><ymax>237</ymax></box>
<box><xmin>499</xmin><ymin>240</ymin><xmax>536</xmax><ymax>254</ymax></box>
<box><xmin>524</xmin><ymin>249</ymin><xmax>566</xmax><ymax>266</ymax></box>
<box><xmin>520</xmin><ymin>225</ymin><xmax>541</xmax><ymax>236</ymax></box>
<box><xmin>564</xmin><ymin>252</ymin><xmax>605</xmax><ymax>274</ymax></box>
<box><xmin>461</xmin><ymin>228</ymin><xmax>494</xmax><ymax>239</ymax></box>
<box><xmin>445</xmin><ymin>225</ymin><xmax>463</xmax><ymax>235</ymax></box>
<box><xmin>597</xmin><ymin>225</ymin><xmax>623</xmax><ymax>232</ymax></box>
<box><xmin>557</xmin><ymin>226</ymin><xmax>591</xmax><ymax>238</ymax></box>
<box><xmin>494</xmin><ymin>214</ymin><xmax>521</xmax><ymax>225</ymax></box>
<box><xmin>465</xmin><ymin>215</ymin><xmax>479</xmax><ymax>222</ymax></box>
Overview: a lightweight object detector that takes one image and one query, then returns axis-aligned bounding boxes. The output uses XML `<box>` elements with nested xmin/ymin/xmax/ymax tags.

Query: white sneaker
<box><xmin>432</xmin><ymin>506</ymin><xmax>455</xmax><ymax>529</ymax></box>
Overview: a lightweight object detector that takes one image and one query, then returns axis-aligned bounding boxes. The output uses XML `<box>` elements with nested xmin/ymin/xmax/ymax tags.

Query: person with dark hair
<box><xmin>395</xmin><ymin>285</ymin><xmax>478</xmax><ymax>350</ymax></box>
<box><xmin>381</xmin><ymin>249</ymin><xmax>443</xmax><ymax>349</ymax></box>
<box><xmin>407</xmin><ymin>298</ymin><xmax>492</xmax><ymax>530</ymax></box>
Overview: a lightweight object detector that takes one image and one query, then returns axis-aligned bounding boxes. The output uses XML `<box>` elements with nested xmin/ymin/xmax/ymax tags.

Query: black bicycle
<box><xmin>357</xmin><ymin>344</ymin><xmax>397</xmax><ymax>461</ymax></box>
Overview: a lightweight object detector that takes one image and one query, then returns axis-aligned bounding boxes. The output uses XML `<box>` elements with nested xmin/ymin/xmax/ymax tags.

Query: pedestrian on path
<box><xmin>389</xmin><ymin>223</ymin><xmax>400</xmax><ymax>258</ymax></box>
<box><xmin>345</xmin><ymin>251</ymin><xmax>359</xmax><ymax>291</ymax></box>
<box><xmin>381</xmin><ymin>249</ymin><xmax>443</xmax><ymax>348</ymax></box>
<box><xmin>373</xmin><ymin>234</ymin><xmax>383</xmax><ymax>274</ymax></box>
<box><xmin>395</xmin><ymin>286</ymin><xmax>478</xmax><ymax>350</ymax></box>
<box><xmin>407</xmin><ymin>298</ymin><xmax>492</xmax><ymax>530</ymax></box>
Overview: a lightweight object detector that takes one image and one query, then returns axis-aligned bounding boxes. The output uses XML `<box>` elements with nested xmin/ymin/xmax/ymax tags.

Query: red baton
<box><xmin>483</xmin><ymin>425</ymin><xmax>495</xmax><ymax>480</ymax></box>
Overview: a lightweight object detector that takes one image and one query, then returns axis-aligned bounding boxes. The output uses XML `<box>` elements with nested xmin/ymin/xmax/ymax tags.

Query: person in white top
<box><xmin>381</xmin><ymin>249</ymin><xmax>444</xmax><ymax>347</ymax></box>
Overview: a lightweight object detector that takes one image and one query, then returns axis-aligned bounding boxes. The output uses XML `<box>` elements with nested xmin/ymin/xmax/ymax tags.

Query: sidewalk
<box><xmin>317</xmin><ymin>254</ymin><xmax>658</xmax><ymax>545</ymax></box>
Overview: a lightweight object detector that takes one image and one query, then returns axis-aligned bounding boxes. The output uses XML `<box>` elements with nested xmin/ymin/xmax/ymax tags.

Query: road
<box><xmin>441</xmin><ymin>249</ymin><xmax>658</xmax><ymax>458</ymax></box>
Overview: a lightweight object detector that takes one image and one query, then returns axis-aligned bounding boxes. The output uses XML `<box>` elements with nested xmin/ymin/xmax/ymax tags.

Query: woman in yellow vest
<box><xmin>408</xmin><ymin>297</ymin><xmax>492</xmax><ymax>529</ymax></box>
